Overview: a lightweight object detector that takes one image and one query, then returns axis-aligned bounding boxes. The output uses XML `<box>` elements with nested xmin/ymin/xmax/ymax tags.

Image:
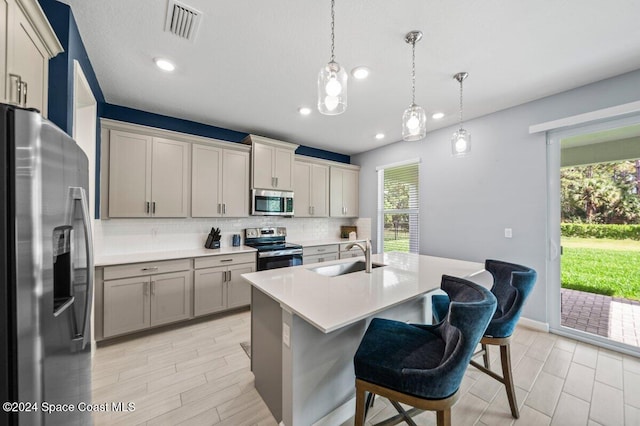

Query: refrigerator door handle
<box><xmin>68</xmin><ymin>187</ymin><xmax>94</xmax><ymax>351</ymax></box>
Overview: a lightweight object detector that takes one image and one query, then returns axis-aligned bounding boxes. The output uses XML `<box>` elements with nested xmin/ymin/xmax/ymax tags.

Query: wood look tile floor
<box><xmin>91</xmin><ymin>309</ymin><xmax>640</xmax><ymax>426</ymax></box>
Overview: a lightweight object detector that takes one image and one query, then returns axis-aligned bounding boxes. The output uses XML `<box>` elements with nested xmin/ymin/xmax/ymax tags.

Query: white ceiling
<box><xmin>59</xmin><ymin>0</ymin><xmax>640</xmax><ymax>156</ymax></box>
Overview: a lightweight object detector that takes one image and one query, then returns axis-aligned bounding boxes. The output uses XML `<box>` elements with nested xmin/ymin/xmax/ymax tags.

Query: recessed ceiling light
<box><xmin>352</xmin><ymin>66</ymin><xmax>370</xmax><ymax>79</ymax></box>
<box><xmin>154</xmin><ymin>58</ymin><xmax>175</xmax><ymax>72</ymax></box>
<box><xmin>375</xmin><ymin>133</ymin><xmax>385</xmax><ymax>140</ymax></box>
<box><xmin>432</xmin><ymin>112</ymin><xmax>445</xmax><ymax>119</ymax></box>
<box><xmin>298</xmin><ymin>107</ymin><xmax>312</xmax><ymax>116</ymax></box>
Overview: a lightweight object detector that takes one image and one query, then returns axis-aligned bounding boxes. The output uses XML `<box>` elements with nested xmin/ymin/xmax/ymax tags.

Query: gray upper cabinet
<box><xmin>191</xmin><ymin>144</ymin><xmax>249</xmax><ymax>217</ymax></box>
<box><xmin>107</xmin><ymin>129</ymin><xmax>189</xmax><ymax>218</ymax></box>
<box><xmin>330</xmin><ymin>165</ymin><xmax>360</xmax><ymax>218</ymax></box>
<box><xmin>1</xmin><ymin>0</ymin><xmax>62</xmax><ymax>116</ymax></box>
<box><xmin>294</xmin><ymin>159</ymin><xmax>329</xmax><ymax>217</ymax></box>
<box><xmin>108</xmin><ymin>130</ymin><xmax>152</xmax><ymax>217</ymax></box>
<box><xmin>244</xmin><ymin>135</ymin><xmax>298</xmax><ymax>190</ymax></box>
<box><xmin>101</xmin><ymin>120</ymin><xmax>251</xmax><ymax>219</ymax></box>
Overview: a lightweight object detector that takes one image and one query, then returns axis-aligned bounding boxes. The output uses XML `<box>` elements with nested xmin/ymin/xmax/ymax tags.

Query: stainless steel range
<box><xmin>244</xmin><ymin>227</ymin><xmax>303</xmax><ymax>271</ymax></box>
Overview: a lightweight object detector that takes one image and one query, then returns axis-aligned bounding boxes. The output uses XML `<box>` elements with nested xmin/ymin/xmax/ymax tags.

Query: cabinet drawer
<box><xmin>194</xmin><ymin>252</ymin><xmax>256</xmax><ymax>269</ymax></box>
<box><xmin>303</xmin><ymin>253</ymin><xmax>338</xmax><ymax>265</ymax></box>
<box><xmin>303</xmin><ymin>244</ymin><xmax>338</xmax><ymax>256</ymax></box>
<box><xmin>103</xmin><ymin>258</ymin><xmax>192</xmax><ymax>280</ymax></box>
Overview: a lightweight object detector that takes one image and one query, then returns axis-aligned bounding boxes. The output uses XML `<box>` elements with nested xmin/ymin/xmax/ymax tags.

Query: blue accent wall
<box><xmin>102</xmin><ymin>103</ymin><xmax>351</xmax><ymax>163</ymax></box>
<box><xmin>295</xmin><ymin>146</ymin><xmax>350</xmax><ymax>164</ymax></box>
<box><xmin>100</xmin><ymin>103</ymin><xmax>247</xmax><ymax>142</ymax></box>
<box><xmin>38</xmin><ymin>0</ymin><xmax>105</xmax><ymax>133</ymax></box>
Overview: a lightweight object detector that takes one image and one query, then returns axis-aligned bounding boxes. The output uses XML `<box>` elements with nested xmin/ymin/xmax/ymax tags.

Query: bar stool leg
<box><xmin>482</xmin><ymin>343</ymin><xmax>491</xmax><ymax>369</ymax></box>
<box><xmin>355</xmin><ymin>382</ymin><xmax>366</xmax><ymax>426</ymax></box>
<box><xmin>500</xmin><ymin>343</ymin><xmax>519</xmax><ymax>418</ymax></box>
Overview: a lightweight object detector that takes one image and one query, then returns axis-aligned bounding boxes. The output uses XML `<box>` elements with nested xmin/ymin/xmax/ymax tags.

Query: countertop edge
<box><xmin>95</xmin><ymin>246</ymin><xmax>257</xmax><ymax>267</ymax></box>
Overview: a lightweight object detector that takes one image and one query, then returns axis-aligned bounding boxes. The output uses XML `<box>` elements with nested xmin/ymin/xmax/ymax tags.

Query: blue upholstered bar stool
<box><xmin>432</xmin><ymin>259</ymin><xmax>537</xmax><ymax>418</ymax></box>
<box><xmin>353</xmin><ymin>275</ymin><xmax>497</xmax><ymax>426</ymax></box>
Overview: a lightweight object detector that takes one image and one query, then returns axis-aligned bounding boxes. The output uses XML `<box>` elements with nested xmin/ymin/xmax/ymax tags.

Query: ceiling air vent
<box><xmin>164</xmin><ymin>0</ymin><xmax>202</xmax><ymax>42</ymax></box>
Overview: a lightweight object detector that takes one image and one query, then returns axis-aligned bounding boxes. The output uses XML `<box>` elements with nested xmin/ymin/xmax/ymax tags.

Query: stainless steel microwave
<box><xmin>251</xmin><ymin>189</ymin><xmax>294</xmax><ymax>216</ymax></box>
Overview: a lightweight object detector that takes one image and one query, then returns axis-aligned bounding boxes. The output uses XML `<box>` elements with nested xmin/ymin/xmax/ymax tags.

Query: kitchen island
<box><xmin>242</xmin><ymin>252</ymin><xmax>487</xmax><ymax>426</ymax></box>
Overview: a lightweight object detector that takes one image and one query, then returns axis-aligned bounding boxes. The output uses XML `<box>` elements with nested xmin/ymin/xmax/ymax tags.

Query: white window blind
<box><xmin>378</xmin><ymin>162</ymin><xmax>419</xmax><ymax>253</ymax></box>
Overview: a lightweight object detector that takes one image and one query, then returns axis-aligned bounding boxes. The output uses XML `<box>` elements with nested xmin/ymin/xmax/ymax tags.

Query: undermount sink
<box><xmin>308</xmin><ymin>261</ymin><xmax>386</xmax><ymax>277</ymax></box>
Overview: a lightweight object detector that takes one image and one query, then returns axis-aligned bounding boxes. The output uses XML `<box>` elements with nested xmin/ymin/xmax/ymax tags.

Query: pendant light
<box><xmin>317</xmin><ymin>0</ymin><xmax>347</xmax><ymax>115</ymax></box>
<box><xmin>402</xmin><ymin>30</ymin><xmax>426</xmax><ymax>141</ymax></box>
<box><xmin>451</xmin><ymin>72</ymin><xmax>471</xmax><ymax>156</ymax></box>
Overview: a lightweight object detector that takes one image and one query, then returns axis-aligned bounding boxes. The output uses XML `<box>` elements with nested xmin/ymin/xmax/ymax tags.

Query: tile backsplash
<box><xmin>94</xmin><ymin>217</ymin><xmax>366</xmax><ymax>256</ymax></box>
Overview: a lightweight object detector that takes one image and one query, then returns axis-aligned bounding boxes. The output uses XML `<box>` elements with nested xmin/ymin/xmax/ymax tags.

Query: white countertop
<box><xmin>95</xmin><ymin>245</ymin><xmax>257</xmax><ymax>267</ymax></box>
<box><xmin>241</xmin><ymin>252</ymin><xmax>486</xmax><ymax>333</ymax></box>
<box><xmin>291</xmin><ymin>238</ymin><xmax>367</xmax><ymax>248</ymax></box>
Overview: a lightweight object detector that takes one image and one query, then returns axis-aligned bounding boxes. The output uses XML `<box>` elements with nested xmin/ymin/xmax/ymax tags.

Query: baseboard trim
<box><xmin>519</xmin><ymin>317</ymin><xmax>550</xmax><ymax>333</ymax></box>
<box><xmin>312</xmin><ymin>397</ymin><xmax>355</xmax><ymax>426</ymax></box>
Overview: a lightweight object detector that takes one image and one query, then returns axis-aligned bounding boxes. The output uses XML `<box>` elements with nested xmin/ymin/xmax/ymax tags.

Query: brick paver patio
<box><xmin>561</xmin><ymin>287</ymin><xmax>640</xmax><ymax>347</ymax></box>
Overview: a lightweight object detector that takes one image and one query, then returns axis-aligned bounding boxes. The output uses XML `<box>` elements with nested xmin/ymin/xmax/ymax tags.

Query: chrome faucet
<box><xmin>345</xmin><ymin>239</ymin><xmax>372</xmax><ymax>273</ymax></box>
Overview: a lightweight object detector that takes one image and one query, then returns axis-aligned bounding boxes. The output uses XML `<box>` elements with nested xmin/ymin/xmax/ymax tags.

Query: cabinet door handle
<box><xmin>141</xmin><ymin>266</ymin><xmax>159</xmax><ymax>271</ymax></box>
<box><xmin>146</xmin><ymin>201</ymin><xmax>150</xmax><ymax>213</ymax></box>
<box><xmin>145</xmin><ymin>282</ymin><xmax>149</xmax><ymax>296</ymax></box>
<box><xmin>312</xmin><ymin>206</ymin><xmax>315</xmax><ymax>215</ymax></box>
<box><xmin>317</xmin><ymin>248</ymin><xmax>325</xmax><ymax>252</ymax></box>
<box><xmin>9</xmin><ymin>74</ymin><xmax>21</xmax><ymax>105</ymax></box>
<box><xmin>150</xmin><ymin>281</ymin><xmax>155</xmax><ymax>296</ymax></box>
<box><xmin>152</xmin><ymin>201</ymin><xmax>156</xmax><ymax>214</ymax></box>
<box><xmin>223</xmin><ymin>203</ymin><xmax>226</xmax><ymax>214</ymax></box>
<box><xmin>276</xmin><ymin>177</ymin><xmax>279</xmax><ymax>187</ymax></box>
<box><xmin>309</xmin><ymin>206</ymin><xmax>312</xmax><ymax>215</ymax></box>
<box><xmin>220</xmin><ymin>259</ymin><xmax>233</xmax><ymax>263</ymax></box>
<box><xmin>21</xmin><ymin>81</ymin><xmax>28</xmax><ymax>106</ymax></box>
<box><xmin>319</xmin><ymin>257</ymin><xmax>324</xmax><ymax>262</ymax></box>
<box><xmin>217</xmin><ymin>203</ymin><xmax>221</xmax><ymax>214</ymax></box>
<box><xmin>228</xmin><ymin>271</ymin><xmax>232</xmax><ymax>281</ymax></box>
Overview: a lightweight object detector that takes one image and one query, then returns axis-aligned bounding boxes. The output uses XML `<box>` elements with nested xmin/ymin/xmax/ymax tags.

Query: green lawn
<box><xmin>561</xmin><ymin>237</ymin><xmax>640</xmax><ymax>300</ymax></box>
<box><xmin>383</xmin><ymin>229</ymin><xmax>410</xmax><ymax>252</ymax></box>
<box><xmin>384</xmin><ymin>238</ymin><xmax>409</xmax><ymax>252</ymax></box>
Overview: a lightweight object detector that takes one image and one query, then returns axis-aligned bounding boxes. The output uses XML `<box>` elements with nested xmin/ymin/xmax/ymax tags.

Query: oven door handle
<box><xmin>257</xmin><ymin>249</ymin><xmax>303</xmax><ymax>258</ymax></box>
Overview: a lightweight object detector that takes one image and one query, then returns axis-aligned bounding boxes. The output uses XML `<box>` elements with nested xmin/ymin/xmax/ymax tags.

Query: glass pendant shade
<box><xmin>451</xmin><ymin>128</ymin><xmax>471</xmax><ymax>157</ymax></box>
<box><xmin>402</xmin><ymin>104</ymin><xmax>427</xmax><ymax>141</ymax></box>
<box><xmin>318</xmin><ymin>61</ymin><xmax>347</xmax><ymax>115</ymax></box>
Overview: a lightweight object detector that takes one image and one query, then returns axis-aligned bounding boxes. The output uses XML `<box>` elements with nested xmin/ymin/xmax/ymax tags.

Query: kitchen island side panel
<box><xmin>251</xmin><ymin>287</ymin><xmax>283</xmax><ymax>422</ymax></box>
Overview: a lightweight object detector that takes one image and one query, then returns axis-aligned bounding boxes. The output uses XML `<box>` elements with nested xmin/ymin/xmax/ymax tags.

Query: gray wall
<box><xmin>352</xmin><ymin>69</ymin><xmax>640</xmax><ymax>324</ymax></box>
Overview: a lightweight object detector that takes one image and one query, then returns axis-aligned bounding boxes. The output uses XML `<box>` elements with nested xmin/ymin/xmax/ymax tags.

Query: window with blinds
<box><xmin>378</xmin><ymin>162</ymin><xmax>419</xmax><ymax>253</ymax></box>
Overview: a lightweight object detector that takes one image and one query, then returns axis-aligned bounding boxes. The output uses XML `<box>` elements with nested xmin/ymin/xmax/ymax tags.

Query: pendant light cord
<box><xmin>330</xmin><ymin>0</ymin><xmax>335</xmax><ymax>62</ymax></box>
<box><xmin>411</xmin><ymin>40</ymin><xmax>416</xmax><ymax>105</ymax></box>
<box><xmin>459</xmin><ymin>78</ymin><xmax>464</xmax><ymax>130</ymax></box>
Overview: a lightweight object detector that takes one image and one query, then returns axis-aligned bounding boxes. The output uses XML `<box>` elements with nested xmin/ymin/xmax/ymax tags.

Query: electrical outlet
<box><xmin>504</xmin><ymin>228</ymin><xmax>513</xmax><ymax>238</ymax></box>
<box><xmin>282</xmin><ymin>323</ymin><xmax>290</xmax><ymax>347</ymax></box>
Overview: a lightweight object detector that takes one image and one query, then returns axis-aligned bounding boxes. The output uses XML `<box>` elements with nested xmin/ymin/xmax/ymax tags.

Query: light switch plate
<box><xmin>504</xmin><ymin>228</ymin><xmax>513</xmax><ymax>238</ymax></box>
<box><xmin>282</xmin><ymin>323</ymin><xmax>290</xmax><ymax>347</ymax></box>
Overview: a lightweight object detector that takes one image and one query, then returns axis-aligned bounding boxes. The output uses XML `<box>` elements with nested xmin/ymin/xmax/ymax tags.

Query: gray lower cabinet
<box><xmin>103</xmin><ymin>276</ymin><xmax>150</xmax><ymax>338</ymax></box>
<box><xmin>98</xmin><ymin>253</ymin><xmax>256</xmax><ymax>340</ymax></box>
<box><xmin>149</xmin><ymin>271</ymin><xmax>192</xmax><ymax>326</ymax></box>
<box><xmin>302</xmin><ymin>244</ymin><xmax>339</xmax><ymax>264</ymax></box>
<box><xmin>227</xmin><ymin>263</ymin><xmax>254</xmax><ymax>308</ymax></box>
<box><xmin>193</xmin><ymin>253</ymin><xmax>256</xmax><ymax>317</ymax></box>
<box><xmin>193</xmin><ymin>266</ymin><xmax>227</xmax><ymax>316</ymax></box>
<box><xmin>103</xmin><ymin>270</ymin><xmax>192</xmax><ymax>338</ymax></box>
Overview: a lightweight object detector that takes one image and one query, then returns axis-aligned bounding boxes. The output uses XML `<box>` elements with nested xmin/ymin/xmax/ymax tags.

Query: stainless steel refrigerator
<box><xmin>1</xmin><ymin>103</ymin><xmax>94</xmax><ymax>425</ymax></box>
